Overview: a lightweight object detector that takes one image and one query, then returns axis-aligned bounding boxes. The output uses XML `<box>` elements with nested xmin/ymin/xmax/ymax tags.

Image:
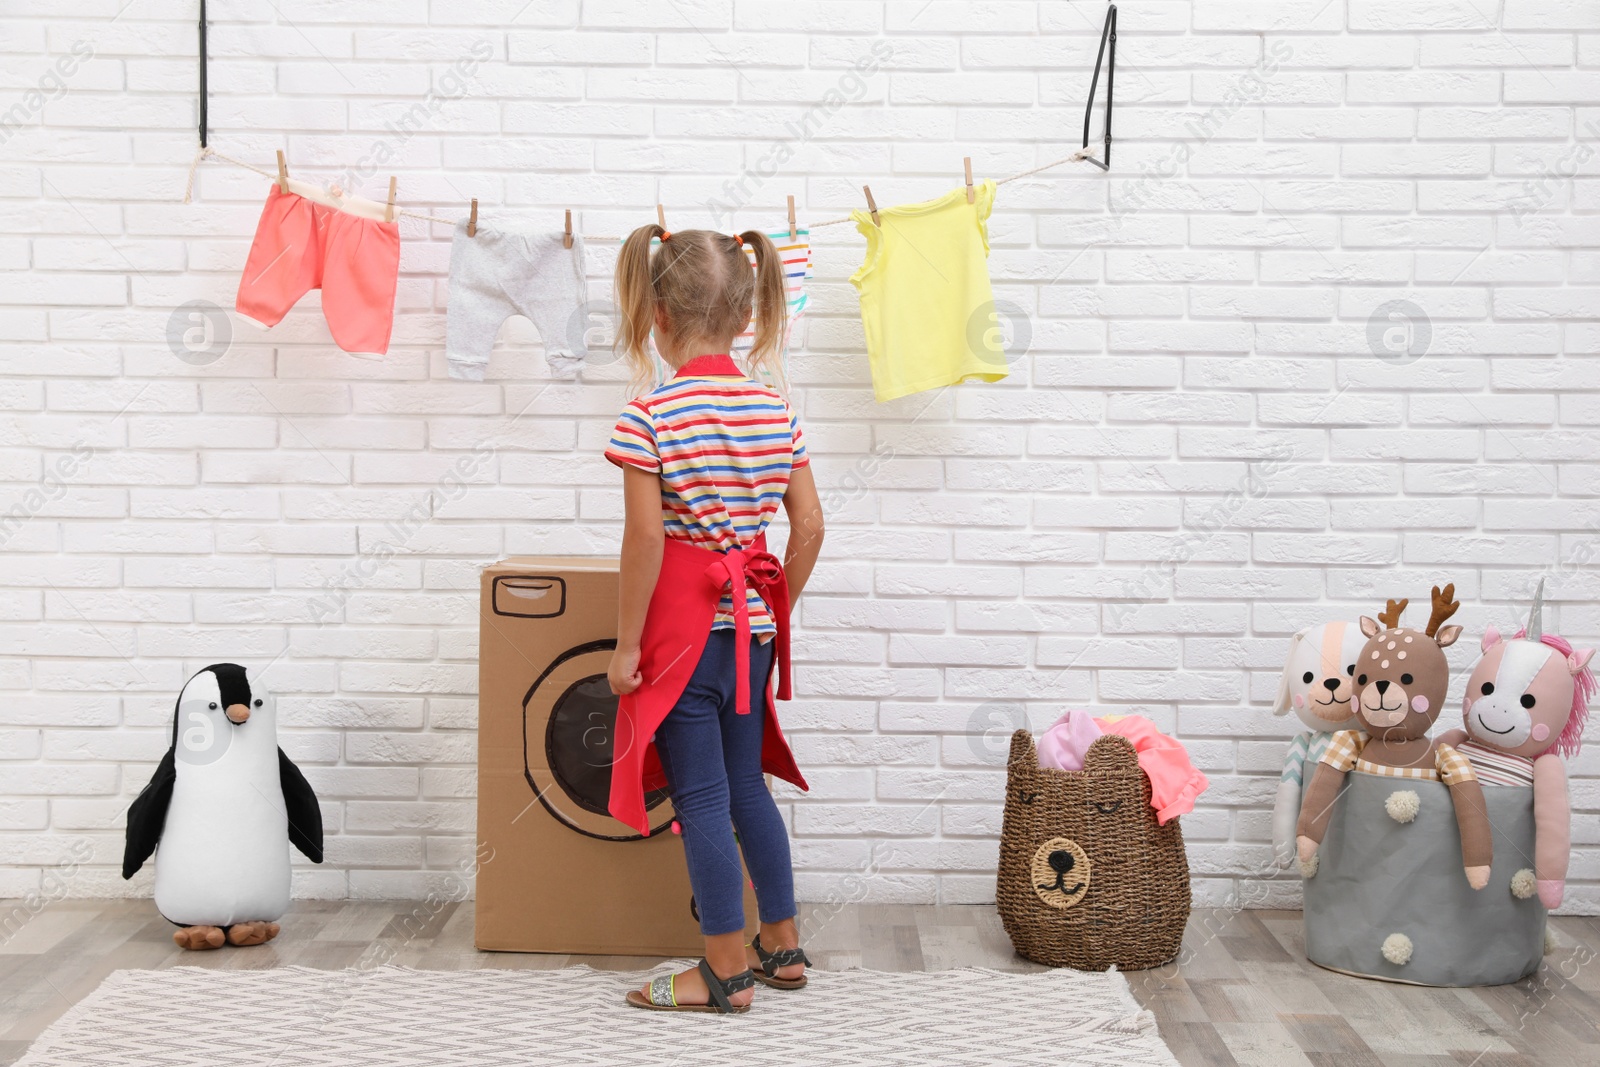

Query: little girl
<box><xmin>603</xmin><ymin>225</ymin><xmax>824</xmax><ymax>1014</ymax></box>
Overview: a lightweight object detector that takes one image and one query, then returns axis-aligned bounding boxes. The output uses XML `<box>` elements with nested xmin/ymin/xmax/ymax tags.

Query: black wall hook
<box><xmin>197</xmin><ymin>0</ymin><xmax>208</xmax><ymax>147</ymax></box>
<box><xmin>1082</xmin><ymin>4</ymin><xmax>1116</xmax><ymax>171</ymax></box>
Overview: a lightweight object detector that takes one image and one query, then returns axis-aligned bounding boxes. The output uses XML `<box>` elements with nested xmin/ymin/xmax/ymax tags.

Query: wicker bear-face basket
<box><xmin>996</xmin><ymin>729</ymin><xmax>1191</xmax><ymax>971</ymax></box>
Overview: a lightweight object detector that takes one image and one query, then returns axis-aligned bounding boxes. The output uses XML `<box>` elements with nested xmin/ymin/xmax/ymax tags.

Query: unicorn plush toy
<box><xmin>1438</xmin><ymin>580</ymin><xmax>1595</xmax><ymax>909</ymax></box>
<box><xmin>1270</xmin><ymin>618</ymin><xmax>1368</xmax><ymax>866</ymax></box>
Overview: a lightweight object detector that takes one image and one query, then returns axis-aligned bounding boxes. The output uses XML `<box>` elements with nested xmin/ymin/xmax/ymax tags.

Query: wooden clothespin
<box><xmin>385</xmin><ymin>177</ymin><xmax>397</xmax><ymax>223</ymax></box>
<box><xmin>964</xmin><ymin>157</ymin><xmax>975</xmax><ymax>203</ymax></box>
<box><xmin>467</xmin><ymin>199</ymin><xmax>478</xmax><ymax>237</ymax></box>
<box><xmin>787</xmin><ymin>195</ymin><xmax>797</xmax><ymax>241</ymax></box>
<box><xmin>656</xmin><ymin>204</ymin><xmax>665</xmax><ymax>229</ymax></box>
<box><xmin>276</xmin><ymin>150</ymin><xmax>289</xmax><ymax>194</ymax></box>
<box><xmin>863</xmin><ymin>185</ymin><xmax>880</xmax><ymax>227</ymax></box>
<box><xmin>563</xmin><ymin>209</ymin><xmax>573</xmax><ymax>249</ymax></box>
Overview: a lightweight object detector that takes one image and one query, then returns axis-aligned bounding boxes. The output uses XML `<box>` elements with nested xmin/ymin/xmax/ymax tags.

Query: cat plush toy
<box><xmin>1437</xmin><ymin>580</ymin><xmax>1594</xmax><ymax>909</ymax></box>
<box><xmin>1270</xmin><ymin>619</ymin><xmax>1366</xmax><ymax>866</ymax></box>
<box><xmin>1297</xmin><ymin>585</ymin><xmax>1495</xmax><ymax>889</ymax></box>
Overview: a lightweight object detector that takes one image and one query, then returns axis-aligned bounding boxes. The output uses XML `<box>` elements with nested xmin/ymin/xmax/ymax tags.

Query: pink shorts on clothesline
<box><xmin>235</xmin><ymin>184</ymin><xmax>401</xmax><ymax>356</ymax></box>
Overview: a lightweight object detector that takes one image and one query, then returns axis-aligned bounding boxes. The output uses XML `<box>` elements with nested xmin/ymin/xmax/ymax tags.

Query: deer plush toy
<box><xmin>1437</xmin><ymin>580</ymin><xmax>1595</xmax><ymax>909</ymax></box>
<box><xmin>1270</xmin><ymin>619</ymin><xmax>1366</xmax><ymax>866</ymax></box>
<box><xmin>1297</xmin><ymin>585</ymin><xmax>1494</xmax><ymax>889</ymax></box>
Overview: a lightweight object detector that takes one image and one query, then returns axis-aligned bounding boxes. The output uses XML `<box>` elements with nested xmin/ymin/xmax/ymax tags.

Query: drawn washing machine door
<box><xmin>523</xmin><ymin>638</ymin><xmax>674</xmax><ymax>841</ymax></box>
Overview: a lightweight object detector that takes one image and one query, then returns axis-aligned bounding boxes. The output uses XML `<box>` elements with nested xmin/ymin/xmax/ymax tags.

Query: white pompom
<box><xmin>1381</xmin><ymin>932</ymin><xmax>1414</xmax><ymax>965</ymax></box>
<box><xmin>1385</xmin><ymin>790</ymin><xmax>1420</xmax><ymax>823</ymax></box>
<box><xmin>1298</xmin><ymin>852</ymin><xmax>1319</xmax><ymax>879</ymax></box>
<box><xmin>1510</xmin><ymin>868</ymin><xmax>1537</xmax><ymax>900</ymax></box>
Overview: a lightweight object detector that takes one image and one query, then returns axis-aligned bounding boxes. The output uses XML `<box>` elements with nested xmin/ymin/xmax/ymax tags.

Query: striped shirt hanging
<box><xmin>606</xmin><ymin>353</ymin><xmax>808</xmax><ymax>635</ymax></box>
<box><xmin>732</xmin><ymin>228</ymin><xmax>812</xmax><ymax>362</ymax></box>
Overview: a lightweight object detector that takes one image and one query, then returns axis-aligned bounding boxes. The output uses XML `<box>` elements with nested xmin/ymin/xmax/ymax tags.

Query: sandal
<box><xmin>625</xmin><ymin>958</ymin><xmax>755</xmax><ymax>1014</ymax></box>
<box><xmin>749</xmin><ymin>933</ymin><xmax>811</xmax><ymax>990</ymax></box>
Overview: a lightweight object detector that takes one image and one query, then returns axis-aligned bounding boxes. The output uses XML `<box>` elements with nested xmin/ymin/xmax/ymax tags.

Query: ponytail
<box><xmin>613</xmin><ymin>224</ymin><xmax>789</xmax><ymax>392</ymax></box>
<box><xmin>614</xmin><ymin>223</ymin><xmax>667</xmax><ymax>388</ymax></box>
<box><xmin>741</xmin><ymin>229</ymin><xmax>788</xmax><ymax>384</ymax></box>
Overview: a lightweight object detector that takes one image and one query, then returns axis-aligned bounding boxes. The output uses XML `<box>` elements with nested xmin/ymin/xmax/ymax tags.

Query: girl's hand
<box><xmin>608</xmin><ymin>646</ymin><xmax>643</xmax><ymax>696</ymax></box>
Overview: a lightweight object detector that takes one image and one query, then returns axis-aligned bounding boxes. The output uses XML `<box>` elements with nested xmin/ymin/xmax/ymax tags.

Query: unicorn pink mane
<box><xmin>1512</xmin><ymin>628</ymin><xmax>1595</xmax><ymax>759</ymax></box>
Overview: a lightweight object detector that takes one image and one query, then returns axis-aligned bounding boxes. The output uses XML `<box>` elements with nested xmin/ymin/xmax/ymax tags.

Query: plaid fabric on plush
<box><xmin>1434</xmin><ymin>743</ymin><xmax>1477</xmax><ymax>786</ymax></box>
<box><xmin>1319</xmin><ymin>730</ymin><xmax>1368</xmax><ymax>773</ymax></box>
<box><xmin>1320</xmin><ymin>729</ymin><xmax>1478</xmax><ymax>783</ymax></box>
<box><xmin>1353</xmin><ymin>758</ymin><xmax>1439</xmax><ymax>780</ymax></box>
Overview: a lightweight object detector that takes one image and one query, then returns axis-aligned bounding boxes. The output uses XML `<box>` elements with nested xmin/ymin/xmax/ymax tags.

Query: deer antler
<box><xmin>1425</xmin><ymin>583</ymin><xmax>1460</xmax><ymax>637</ymax></box>
<box><xmin>1377</xmin><ymin>598</ymin><xmax>1408</xmax><ymax>630</ymax></box>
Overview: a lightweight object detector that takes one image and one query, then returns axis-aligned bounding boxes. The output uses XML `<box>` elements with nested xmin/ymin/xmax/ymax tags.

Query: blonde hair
<box><xmin>614</xmin><ymin>226</ymin><xmax>788</xmax><ymax>389</ymax></box>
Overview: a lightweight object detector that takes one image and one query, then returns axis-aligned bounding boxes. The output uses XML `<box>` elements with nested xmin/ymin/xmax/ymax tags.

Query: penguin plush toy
<box><xmin>123</xmin><ymin>663</ymin><xmax>323</xmax><ymax>950</ymax></box>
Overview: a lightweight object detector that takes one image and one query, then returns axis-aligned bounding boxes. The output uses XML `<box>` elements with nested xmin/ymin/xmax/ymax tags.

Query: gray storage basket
<box><xmin>1302</xmin><ymin>771</ymin><xmax>1545</xmax><ymax>986</ymax></box>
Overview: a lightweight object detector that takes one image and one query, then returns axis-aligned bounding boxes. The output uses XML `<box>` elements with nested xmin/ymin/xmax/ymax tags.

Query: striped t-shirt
<box><xmin>605</xmin><ymin>353</ymin><xmax>809</xmax><ymax>634</ymax></box>
<box><xmin>1457</xmin><ymin>740</ymin><xmax>1536</xmax><ymax>786</ymax></box>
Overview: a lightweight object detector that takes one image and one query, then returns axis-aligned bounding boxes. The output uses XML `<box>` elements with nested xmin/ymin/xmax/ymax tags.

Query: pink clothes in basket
<box><xmin>1034</xmin><ymin>709</ymin><xmax>1103</xmax><ymax>772</ymax></box>
<box><xmin>1034</xmin><ymin>712</ymin><xmax>1208</xmax><ymax>825</ymax></box>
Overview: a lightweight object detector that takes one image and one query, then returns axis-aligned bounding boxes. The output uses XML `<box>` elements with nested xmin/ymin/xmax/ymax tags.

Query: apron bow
<box><xmin>704</xmin><ymin>544</ymin><xmax>792</xmax><ymax>714</ymax></box>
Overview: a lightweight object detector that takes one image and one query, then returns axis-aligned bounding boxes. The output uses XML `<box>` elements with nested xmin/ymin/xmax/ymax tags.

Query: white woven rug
<box><xmin>17</xmin><ymin>962</ymin><xmax>1178</xmax><ymax>1066</ymax></box>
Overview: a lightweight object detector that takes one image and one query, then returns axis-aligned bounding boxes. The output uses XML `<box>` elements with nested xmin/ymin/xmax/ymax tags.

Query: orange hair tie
<box><xmin>659</xmin><ymin>230</ymin><xmax>672</xmax><ymax>242</ymax></box>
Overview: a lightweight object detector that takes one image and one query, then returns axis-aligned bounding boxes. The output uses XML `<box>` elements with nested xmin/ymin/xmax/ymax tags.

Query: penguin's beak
<box><xmin>225</xmin><ymin>703</ymin><xmax>251</xmax><ymax>724</ymax></box>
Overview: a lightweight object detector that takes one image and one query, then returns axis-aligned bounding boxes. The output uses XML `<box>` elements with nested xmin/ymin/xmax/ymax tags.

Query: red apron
<box><xmin>607</xmin><ymin>532</ymin><xmax>808</xmax><ymax>836</ymax></box>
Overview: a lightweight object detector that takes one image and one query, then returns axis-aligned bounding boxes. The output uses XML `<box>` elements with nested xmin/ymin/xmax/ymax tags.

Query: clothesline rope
<box><xmin>183</xmin><ymin>144</ymin><xmax>1101</xmax><ymax>238</ymax></box>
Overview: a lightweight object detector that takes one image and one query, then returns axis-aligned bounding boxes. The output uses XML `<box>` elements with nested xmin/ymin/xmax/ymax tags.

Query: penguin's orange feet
<box><xmin>225</xmin><ymin>921</ymin><xmax>280</xmax><ymax>947</ymax></box>
<box><xmin>173</xmin><ymin>926</ymin><xmax>226</xmax><ymax>950</ymax></box>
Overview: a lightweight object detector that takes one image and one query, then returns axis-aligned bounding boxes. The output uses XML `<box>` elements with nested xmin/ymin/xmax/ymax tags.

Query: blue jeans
<box><xmin>652</xmin><ymin>630</ymin><xmax>797</xmax><ymax>937</ymax></box>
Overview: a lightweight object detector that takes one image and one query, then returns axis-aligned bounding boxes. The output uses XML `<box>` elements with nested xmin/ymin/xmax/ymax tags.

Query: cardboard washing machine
<box><xmin>475</xmin><ymin>556</ymin><xmax>755</xmax><ymax>955</ymax></box>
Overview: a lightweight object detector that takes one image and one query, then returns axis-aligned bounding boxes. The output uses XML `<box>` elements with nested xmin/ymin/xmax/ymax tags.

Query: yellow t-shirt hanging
<box><xmin>849</xmin><ymin>179</ymin><xmax>1007</xmax><ymax>402</ymax></box>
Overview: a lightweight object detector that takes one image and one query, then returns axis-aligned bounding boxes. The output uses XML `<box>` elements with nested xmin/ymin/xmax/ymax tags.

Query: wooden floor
<box><xmin>2</xmin><ymin>900</ymin><xmax>1598</xmax><ymax>1065</ymax></box>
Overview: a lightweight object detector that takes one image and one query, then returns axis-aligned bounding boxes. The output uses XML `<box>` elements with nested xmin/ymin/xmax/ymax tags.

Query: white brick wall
<box><xmin>3</xmin><ymin>0</ymin><xmax>1600</xmax><ymax>913</ymax></box>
